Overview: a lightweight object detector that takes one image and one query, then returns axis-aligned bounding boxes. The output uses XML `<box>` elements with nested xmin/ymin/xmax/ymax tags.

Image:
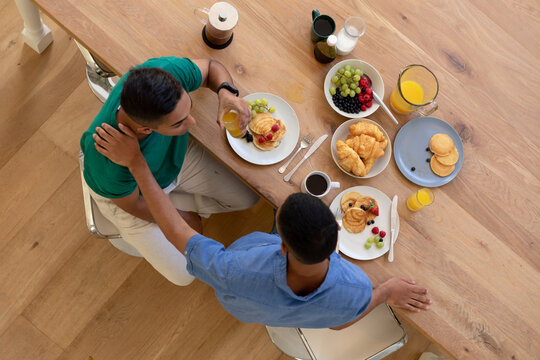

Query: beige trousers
<box><xmin>90</xmin><ymin>139</ymin><xmax>259</xmax><ymax>285</ymax></box>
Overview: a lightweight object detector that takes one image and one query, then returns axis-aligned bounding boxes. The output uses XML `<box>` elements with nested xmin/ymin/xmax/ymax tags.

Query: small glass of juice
<box><xmin>406</xmin><ymin>188</ymin><xmax>434</xmax><ymax>212</ymax></box>
<box><xmin>222</xmin><ymin>105</ymin><xmax>246</xmax><ymax>138</ymax></box>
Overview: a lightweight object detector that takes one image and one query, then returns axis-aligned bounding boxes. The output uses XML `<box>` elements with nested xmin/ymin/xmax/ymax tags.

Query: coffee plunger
<box><xmin>195</xmin><ymin>2</ymin><xmax>238</xmax><ymax>49</ymax></box>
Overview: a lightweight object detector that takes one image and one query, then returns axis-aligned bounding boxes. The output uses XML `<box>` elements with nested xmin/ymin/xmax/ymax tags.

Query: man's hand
<box><xmin>217</xmin><ymin>89</ymin><xmax>251</xmax><ymax>131</ymax></box>
<box><xmin>93</xmin><ymin>123</ymin><xmax>142</xmax><ymax>168</ymax></box>
<box><xmin>379</xmin><ymin>277</ymin><xmax>431</xmax><ymax>312</ymax></box>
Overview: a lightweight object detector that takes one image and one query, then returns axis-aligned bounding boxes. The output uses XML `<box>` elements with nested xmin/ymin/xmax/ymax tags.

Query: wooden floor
<box><xmin>0</xmin><ymin>4</ymin><xmax>448</xmax><ymax>360</ymax></box>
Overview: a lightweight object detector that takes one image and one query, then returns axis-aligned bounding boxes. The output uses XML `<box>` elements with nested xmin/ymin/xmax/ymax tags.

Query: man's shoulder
<box><xmin>139</xmin><ymin>57</ymin><xmax>202</xmax><ymax>93</ymax></box>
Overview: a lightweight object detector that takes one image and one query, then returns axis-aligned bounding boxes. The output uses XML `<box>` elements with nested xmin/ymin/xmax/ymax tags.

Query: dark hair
<box><xmin>120</xmin><ymin>67</ymin><xmax>184</xmax><ymax>126</ymax></box>
<box><xmin>277</xmin><ymin>193</ymin><xmax>338</xmax><ymax>264</ymax></box>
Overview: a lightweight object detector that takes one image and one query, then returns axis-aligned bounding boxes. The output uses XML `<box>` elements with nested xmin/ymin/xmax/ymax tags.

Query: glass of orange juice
<box><xmin>390</xmin><ymin>64</ymin><xmax>439</xmax><ymax>115</ymax></box>
<box><xmin>222</xmin><ymin>105</ymin><xmax>246</xmax><ymax>138</ymax></box>
<box><xmin>406</xmin><ymin>188</ymin><xmax>434</xmax><ymax>211</ymax></box>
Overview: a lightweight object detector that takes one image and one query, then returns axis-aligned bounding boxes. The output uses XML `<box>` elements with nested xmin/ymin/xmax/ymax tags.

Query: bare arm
<box><xmin>331</xmin><ymin>277</ymin><xmax>431</xmax><ymax>330</ymax></box>
<box><xmin>111</xmin><ymin>187</ymin><xmax>154</xmax><ymax>222</ymax></box>
<box><xmin>191</xmin><ymin>59</ymin><xmax>251</xmax><ymax>131</ymax></box>
<box><xmin>93</xmin><ymin>123</ymin><xmax>197</xmax><ymax>253</ymax></box>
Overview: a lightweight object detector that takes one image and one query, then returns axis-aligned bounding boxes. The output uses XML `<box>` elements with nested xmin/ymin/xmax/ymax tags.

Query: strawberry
<box><xmin>371</xmin><ymin>227</ymin><xmax>379</xmax><ymax>234</ymax></box>
<box><xmin>379</xmin><ymin>230</ymin><xmax>386</xmax><ymax>238</ymax></box>
<box><xmin>271</xmin><ymin>124</ymin><xmax>279</xmax><ymax>132</ymax></box>
<box><xmin>370</xmin><ymin>205</ymin><xmax>379</xmax><ymax>216</ymax></box>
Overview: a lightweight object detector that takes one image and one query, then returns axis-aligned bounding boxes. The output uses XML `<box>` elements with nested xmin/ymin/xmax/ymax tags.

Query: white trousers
<box><xmin>90</xmin><ymin>140</ymin><xmax>259</xmax><ymax>286</ymax></box>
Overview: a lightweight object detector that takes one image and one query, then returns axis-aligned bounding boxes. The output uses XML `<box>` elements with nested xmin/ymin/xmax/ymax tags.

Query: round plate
<box><xmin>330</xmin><ymin>118</ymin><xmax>392</xmax><ymax>179</ymax></box>
<box><xmin>393</xmin><ymin>116</ymin><xmax>464</xmax><ymax>187</ymax></box>
<box><xmin>330</xmin><ymin>186</ymin><xmax>399</xmax><ymax>260</ymax></box>
<box><xmin>323</xmin><ymin>59</ymin><xmax>384</xmax><ymax>118</ymax></box>
<box><xmin>226</xmin><ymin>92</ymin><xmax>300</xmax><ymax>165</ymax></box>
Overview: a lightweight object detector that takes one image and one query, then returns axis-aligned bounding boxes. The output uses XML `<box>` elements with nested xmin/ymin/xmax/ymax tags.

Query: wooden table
<box><xmin>17</xmin><ymin>0</ymin><xmax>540</xmax><ymax>358</ymax></box>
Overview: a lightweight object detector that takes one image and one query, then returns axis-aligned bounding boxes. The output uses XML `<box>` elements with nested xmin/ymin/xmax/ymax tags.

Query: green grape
<box><xmin>367</xmin><ymin>237</ymin><xmax>374</xmax><ymax>243</ymax></box>
<box><xmin>338</xmin><ymin>68</ymin><xmax>345</xmax><ymax>75</ymax></box>
<box><xmin>252</xmin><ymin>110</ymin><xmax>257</xmax><ymax>118</ymax></box>
<box><xmin>355</xmin><ymin>87</ymin><xmax>361</xmax><ymax>94</ymax></box>
<box><xmin>248</xmin><ymin>104</ymin><xmax>253</xmax><ymax>110</ymax></box>
<box><xmin>340</xmin><ymin>77</ymin><xmax>347</xmax><ymax>85</ymax></box>
<box><xmin>345</xmin><ymin>88</ymin><xmax>351</xmax><ymax>95</ymax></box>
<box><xmin>354</xmin><ymin>69</ymin><xmax>361</xmax><ymax>75</ymax></box>
<box><xmin>340</xmin><ymin>91</ymin><xmax>347</xmax><ymax>97</ymax></box>
<box><xmin>341</xmin><ymin>84</ymin><xmax>348</xmax><ymax>91</ymax></box>
<box><xmin>350</xmin><ymin>83</ymin><xmax>357</xmax><ymax>90</ymax></box>
<box><xmin>247</xmin><ymin>100</ymin><xmax>254</xmax><ymax>106</ymax></box>
<box><xmin>364</xmin><ymin>242</ymin><xmax>372</xmax><ymax>249</ymax></box>
<box><xmin>331</xmin><ymin>76</ymin><xmax>339</xmax><ymax>83</ymax></box>
<box><xmin>329</xmin><ymin>87</ymin><xmax>336</xmax><ymax>95</ymax></box>
<box><xmin>349</xmin><ymin>92</ymin><xmax>356</xmax><ymax>98</ymax></box>
<box><xmin>344</xmin><ymin>70</ymin><xmax>351</xmax><ymax>78</ymax></box>
<box><xmin>353</xmin><ymin>74</ymin><xmax>361</xmax><ymax>82</ymax></box>
<box><xmin>269</xmin><ymin>106</ymin><xmax>276</xmax><ymax>113</ymax></box>
<box><xmin>255</xmin><ymin>99</ymin><xmax>262</xmax><ymax>105</ymax></box>
<box><xmin>376</xmin><ymin>241</ymin><xmax>384</xmax><ymax>248</ymax></box>
<box><xmin>261</xmin><ymin>98</ymin><xmax>268</xmax><ymax>106</ymax></box>
<box><xmin>345</xmin><ymin>65</ymin><xmax>351</xmax><ymax>71</ymax></box>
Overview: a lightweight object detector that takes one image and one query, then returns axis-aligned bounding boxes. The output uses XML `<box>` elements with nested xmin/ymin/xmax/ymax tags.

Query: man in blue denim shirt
<box><xmin>93</xmin><ymin>123</ymin><xmax>431</xmax><ymax>329</ymax></box>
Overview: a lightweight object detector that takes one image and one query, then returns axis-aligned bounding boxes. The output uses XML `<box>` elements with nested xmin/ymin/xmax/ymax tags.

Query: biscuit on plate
<box><xmin>340</xmin><ymin>191</ymin><xmax>363</xmax><ymax>212</ymax></box>
<box><xmin>430</xmin><ymin>155</ymin><xmax>455</xmax><ymax>176</ymax></box>
<box><xmin>429</xmin><ymin>133</ymin><xmax>454</xmax><ymax>156</ymax></box>
<box><xmin>435</xmin><ymin>146</ymin><xmax>459</xmax><ymax>165</ymax></box>
<box><xmin>342</xmin><ymin>207</ymin><xmax>367</xmax><ymax>233</ymax></box>
<box><xmin>354</xmin><ymin>196</ymin><xmax>378</xmax><ymax>222</ymax></box>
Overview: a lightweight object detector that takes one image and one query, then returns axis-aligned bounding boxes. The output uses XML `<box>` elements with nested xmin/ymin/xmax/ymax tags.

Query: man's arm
<box><xmin>93</xmin><ymin>123</ymin><xmax>197</xmax><ymax>253</ymax></box>
<box><xmin>331</xmin><ymin>277</ymin><xmax>431</xmax><ymax>330</ymax></box>
<box><xmin>110</xmin><ymin>187</ymin><xmax>154</xmax><ymax>222</ymax></box>
<box><xmin>191</xmin><ymin>59</ymin><xmax>251</xmax><ymax>130</ymax></box>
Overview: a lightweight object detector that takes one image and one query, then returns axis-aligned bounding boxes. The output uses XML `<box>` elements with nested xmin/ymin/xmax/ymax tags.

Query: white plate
<box><xmin>330</xmin><ymin>186</ymin><xmax>400</xmax><ymax>260</ymax></box>
<box><xmin>331</xmin><ymin>118</ymin><xmax>392</xmax><ymax>179</ymax></box>
<box><xmin>226</xmin><ymin>92</ymin><xmax>300</xmax><ymax>165</ymax></box>
<box><xmin>324</xmin><ymin>59</ymin><xmax>384</xmax><ymax>118</ymax></box>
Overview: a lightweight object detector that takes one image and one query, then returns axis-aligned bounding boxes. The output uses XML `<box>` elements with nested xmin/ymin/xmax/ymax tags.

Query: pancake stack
<box><xmin>248</xmin><ymin>113</ymin><xmax>286</xmax><ymax>151</ymax></box>
<box><xmin>340</xmin><ymin>191</ymin><xmax>379</xmax><ymax>234</ymax></box>
<box><xmin>429</xmin><ymin>133</ymin><xmax>459</xmax><ymax>176</ymax></box>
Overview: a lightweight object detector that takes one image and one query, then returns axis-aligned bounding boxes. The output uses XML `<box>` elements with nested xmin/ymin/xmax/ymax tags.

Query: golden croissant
<box><xmin>336</xmin><ymin>140</ymin><xmax>366</xmax><ymax>176</ymax></box>
<box><xmin>345</xmin><ymin>134</ymin><xmax>377</xmax><ymax>158</ymax></box>
<box><xmin>349</xmin><ymin>122</ymin><xmax>385</xmax><ymax>142</ymax></box>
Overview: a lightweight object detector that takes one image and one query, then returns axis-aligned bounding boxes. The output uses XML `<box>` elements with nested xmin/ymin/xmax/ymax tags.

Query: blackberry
<box><xmin>411</xmin><ymin>167</ymin><xmax>416</xmax><ymax>171</ymax></box>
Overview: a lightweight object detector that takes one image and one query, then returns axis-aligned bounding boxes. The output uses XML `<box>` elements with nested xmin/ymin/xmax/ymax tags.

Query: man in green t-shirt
<box><xmin>80</xmin><ymin>57</ymin><xmax>258</xmax><ymax>286</ymax></box>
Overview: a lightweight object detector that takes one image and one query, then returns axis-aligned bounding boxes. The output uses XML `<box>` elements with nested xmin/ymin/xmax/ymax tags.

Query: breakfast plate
<box><xmin>393</xmin><ymin>116</ymin><xmax>464</xmax><ymax>187</ymax></box>
<box><xmin>329</xmin><ymin>186</ymin><xmax>399</xmax><ymax>260</ymax></box>
<box><xmin>226</xmin><ymin>92</ymin><xmax>300</xmax><ymax>165</ymax></box>
<box><xmin>330</xmin><ymin>118</ymin><xmax>391</xmax><ymax>179</ymax></box>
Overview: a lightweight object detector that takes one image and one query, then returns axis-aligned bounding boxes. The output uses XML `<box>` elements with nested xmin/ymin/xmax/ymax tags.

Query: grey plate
<box><xmin>393</xmin><ymin>116</ymin><xmax>464</xmax><ymax>187</ymax></box>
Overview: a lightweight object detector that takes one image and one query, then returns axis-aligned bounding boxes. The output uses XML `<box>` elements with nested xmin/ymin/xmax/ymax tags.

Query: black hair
<box><xmin>277</xmin><ymin>193</ymin><xmax>338</xmax><ymax>264</ymax></box>
<box><xmin>120</xmin><ymin>67</ymin><xmax>184</xmax><ymax>126</ymax></box>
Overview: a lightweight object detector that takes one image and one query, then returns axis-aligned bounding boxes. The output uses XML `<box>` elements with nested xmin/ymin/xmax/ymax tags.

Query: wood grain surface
<box><xmin>21</xmin><ymin>0</ymin><xmax>540</xmax><ymax>358</ymax></box>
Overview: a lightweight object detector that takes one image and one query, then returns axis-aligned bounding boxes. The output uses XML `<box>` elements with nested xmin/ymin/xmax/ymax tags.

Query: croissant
<box><xmin>336</xmin><ymin>140</ymin><xmax>366</xmax><ymax>176</ymax></box>
<box><xmin>363</xmin><ymin>156</ymin><xmax>376</xmax><ymax>175</ymax></box>
<box><xmin>346</xmin><ymin>134</ymin><xmax>377</xmax><ymax>158</ymax></box>
<box><xmin>349</xmin><ymin>122</ymin><xmax>385</xmax><ymax>142</ymax></box>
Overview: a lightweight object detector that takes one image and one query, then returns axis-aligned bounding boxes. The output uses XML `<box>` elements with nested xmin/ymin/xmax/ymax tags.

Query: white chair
<box><xmin>266</xmin><ymin>303</ymin><xmax>407</xmax><ymax>360</ymax></box>
<box><xmin>74</xmin><ymin>40</ymin><xmax>120</xmax><ymax>103</ymax></box>
<box><xmin>79</xmin><ymin>152</ymin><xmax>142</xmax><ymax>257</ymax></box>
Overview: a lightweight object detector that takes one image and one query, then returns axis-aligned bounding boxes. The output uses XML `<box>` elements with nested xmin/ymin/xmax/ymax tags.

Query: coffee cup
<box><xmin>311</xmin><ymin>9</ymin><xmax>336</xmax><ymax>42</ymax></box>
<box><xmin>301</xmin><ymin>171</ymin><xmax>340</xmax><ymax>198</ymax></box>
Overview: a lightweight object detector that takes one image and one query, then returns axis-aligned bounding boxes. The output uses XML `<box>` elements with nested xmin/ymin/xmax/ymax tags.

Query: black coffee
<box><xmin>306</xmin><ymin>174</ymin><xmax>328</xmax><ymax>195</ymax></box>
<box><xmin>313</xmin><ymin>18</ymin><xmax>333</xmax><ymax>37</ymax></box>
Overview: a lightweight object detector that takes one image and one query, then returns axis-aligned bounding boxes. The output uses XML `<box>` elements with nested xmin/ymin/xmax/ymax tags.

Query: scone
<box><xmin>429</xmin><ymin>133</ymin><xmax>454</xmax><ymax>156</ymax></box>
<box><xmin>342</xmin><ymin>207</ymin><xmax>368</xmax><ymax>233</ymax></box>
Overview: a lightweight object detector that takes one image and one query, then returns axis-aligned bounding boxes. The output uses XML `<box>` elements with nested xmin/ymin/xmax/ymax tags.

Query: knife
<box><xmin>283</xmin><ymin>134</ymin><xmax>328</xmax><ymax>182</ymax></box>
<box><xmin>388</xmin><ymin>195</ymin><xmax>398</xmax><ymax>262</ymax></box>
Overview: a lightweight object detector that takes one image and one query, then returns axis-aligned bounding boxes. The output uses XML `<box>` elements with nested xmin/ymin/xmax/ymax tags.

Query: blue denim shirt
<box><xmin>185</xmin><ymin>232</ymin><xmax>372</xmax><ymax>328</ymax></box>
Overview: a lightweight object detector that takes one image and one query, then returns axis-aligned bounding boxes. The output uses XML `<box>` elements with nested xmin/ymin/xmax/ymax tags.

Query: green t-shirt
<box><xmin>80</xmin><ymin>57</ymin><xmax>202</xmax><ymax>198</ymax></box>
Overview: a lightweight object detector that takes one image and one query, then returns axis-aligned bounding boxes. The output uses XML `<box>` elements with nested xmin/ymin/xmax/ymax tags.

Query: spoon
<box><xmin>372</xmin><ymin>91</ymin><xmax>399</xmax><ymax>125</ymax></box>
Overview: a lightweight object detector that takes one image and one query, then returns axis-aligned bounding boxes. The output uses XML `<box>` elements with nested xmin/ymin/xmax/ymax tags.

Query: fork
<box><xmin>278</xmin><ymin>133</ymin><xmax>314</xmax><ymax>173</ymax></box>
<box><xmin>334</xmin><ymin>207</ymin><xmax>343</xmax><ymax>253</ymax></box>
